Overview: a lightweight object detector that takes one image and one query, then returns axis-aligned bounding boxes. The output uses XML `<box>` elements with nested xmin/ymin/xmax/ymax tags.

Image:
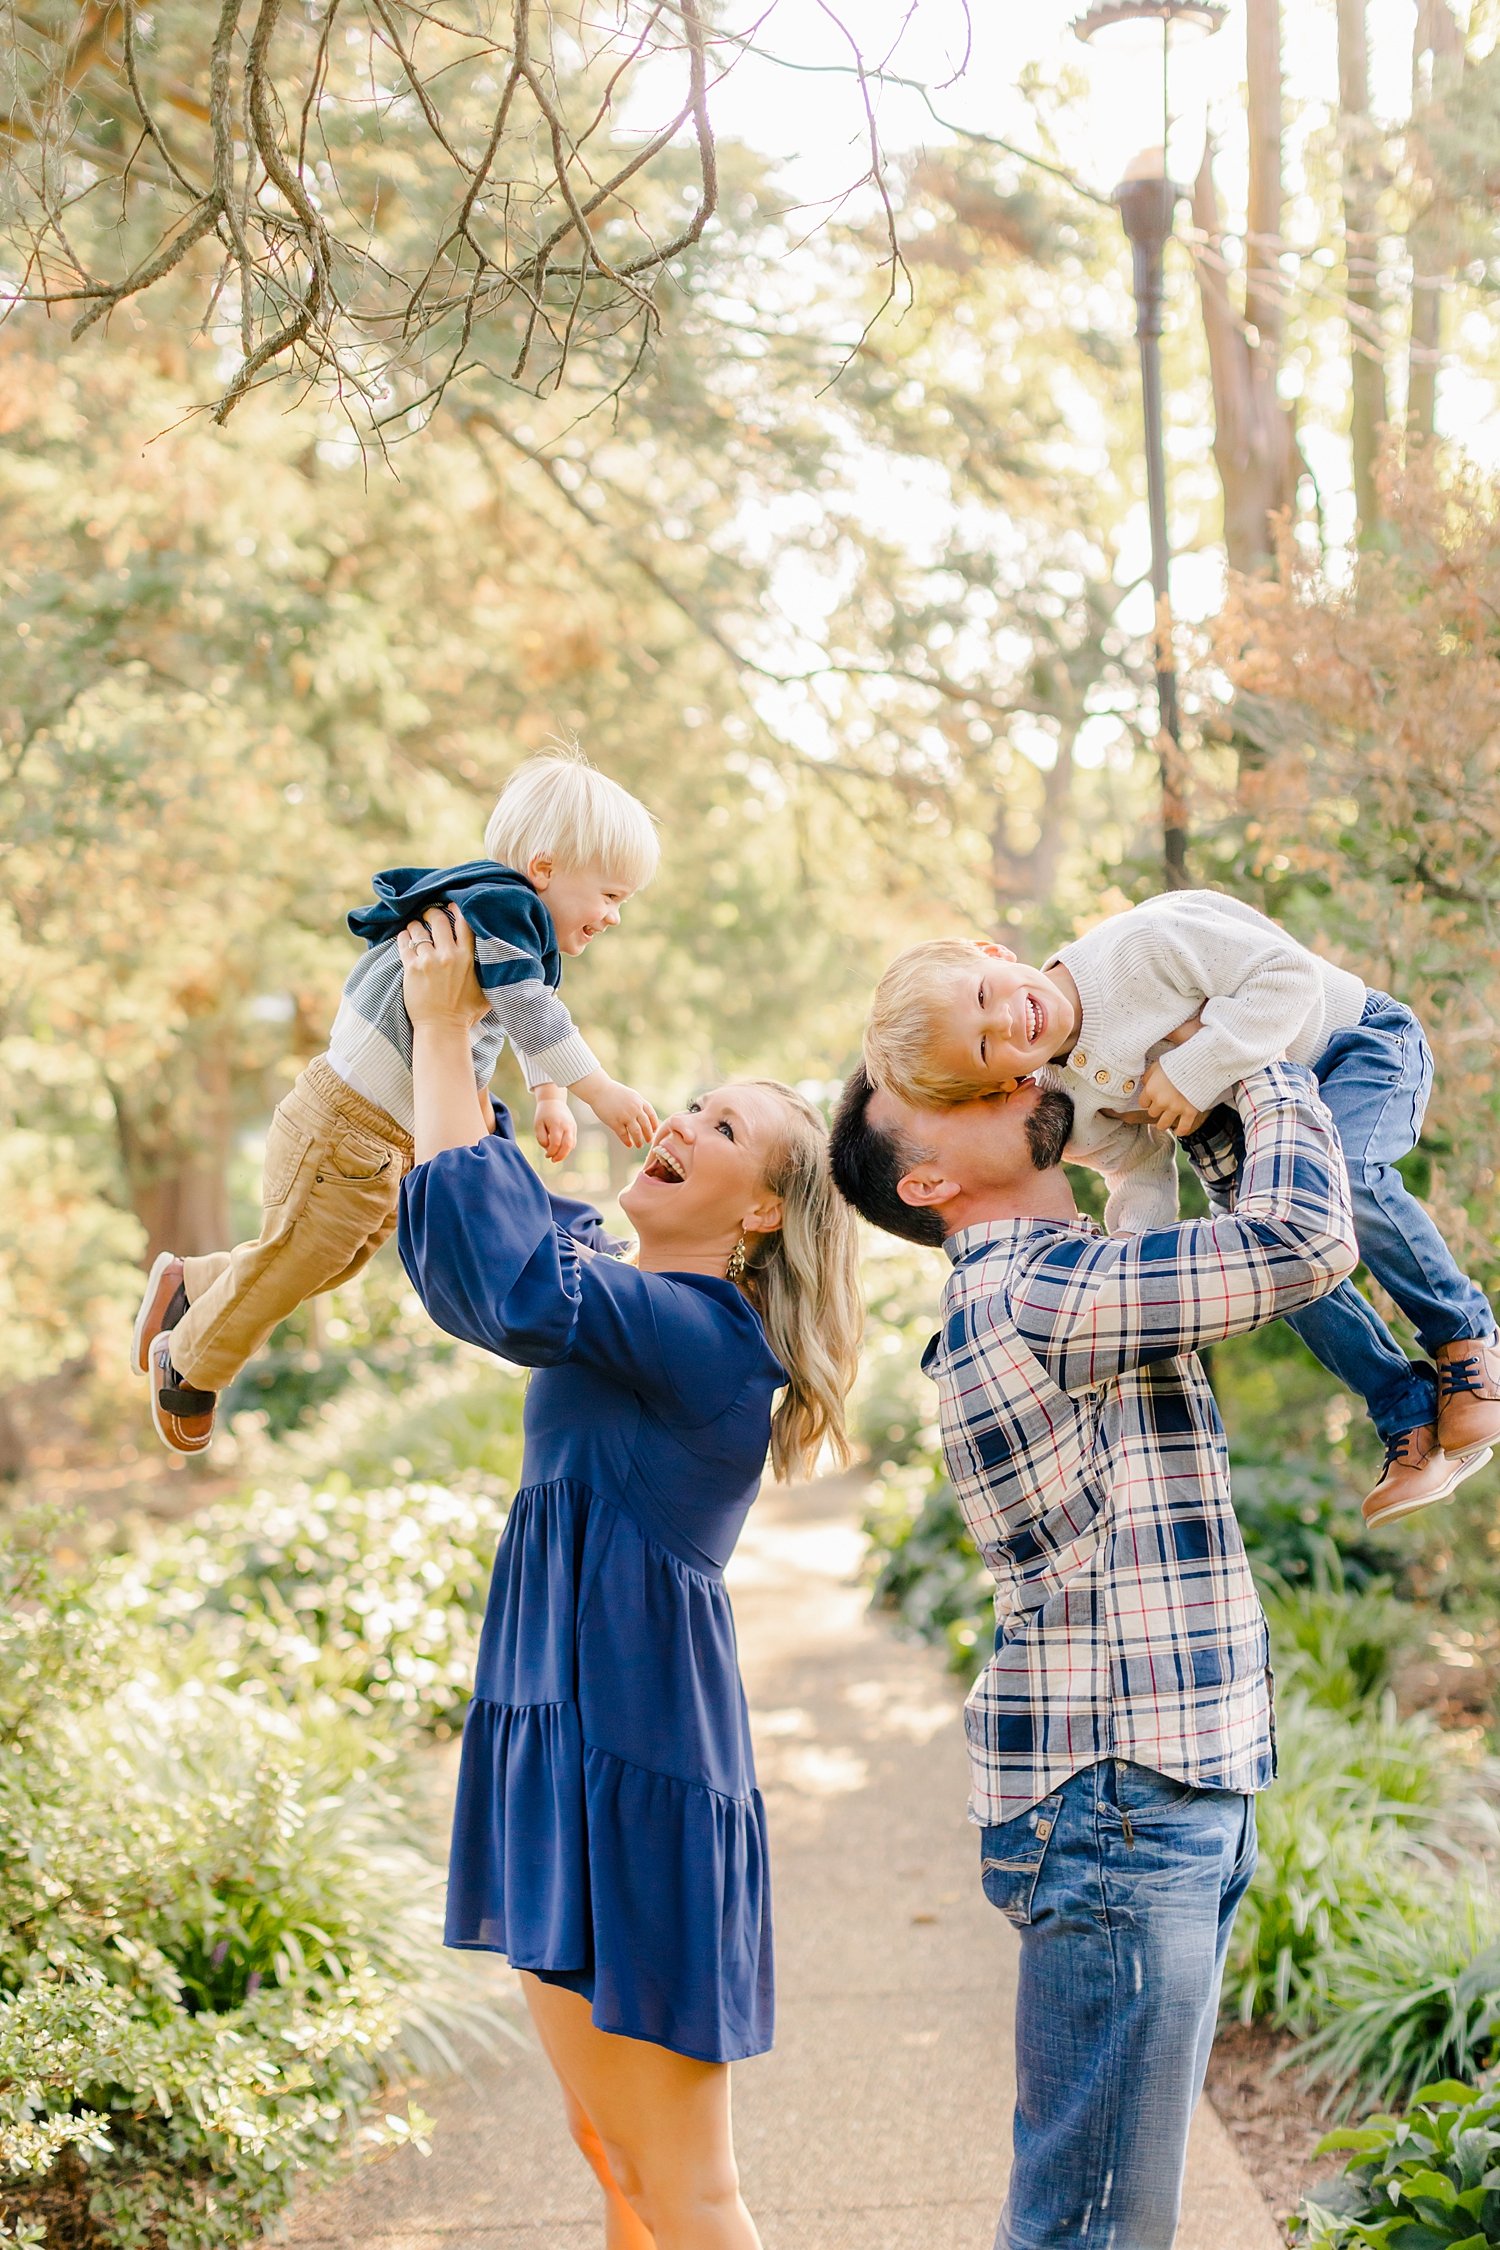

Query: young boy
<box><xmin>133</xmin><ymin>750</ymin><xmax>659</xmax><ymax>1456</ymax></box>
<box><xmin>863</xmin><ymin>889</ymin><xmax>1500</xmax><ymax>1527</ymax></box>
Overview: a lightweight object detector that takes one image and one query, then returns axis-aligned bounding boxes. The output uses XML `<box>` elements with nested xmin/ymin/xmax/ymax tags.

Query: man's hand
<box><xmin>576</xmin><ymin>1072</ymin><xmax>659</xmax><ymax>1150</ymax></box>
<box><xmin>1136</xmin><ymin>1059</ymin><xmax>1208</xmax><ymax>1138</ymax></box>
<box><xmin>533</xmin><ymin>1088</ymin><xmax>577</xmax><ymax>1164</ymax></box>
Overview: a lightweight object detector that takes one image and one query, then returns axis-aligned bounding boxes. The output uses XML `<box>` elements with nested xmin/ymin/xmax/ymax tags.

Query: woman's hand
<box><xmin>400</xmin><ymin>909</ymin><xmax>490</xmax><ymax>1163</ymax></box>
<box><xmin>396</xmin><ymin>906</ymin><xmax>489</xmax><ymax>1028</ymax></box>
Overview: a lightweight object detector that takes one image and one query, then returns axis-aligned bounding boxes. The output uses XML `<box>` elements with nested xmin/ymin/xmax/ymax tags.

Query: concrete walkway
<box><xmin>285</xmin><ymin>1473</ymin><xmax>1281</xmax><ymax>2250</ymax></box>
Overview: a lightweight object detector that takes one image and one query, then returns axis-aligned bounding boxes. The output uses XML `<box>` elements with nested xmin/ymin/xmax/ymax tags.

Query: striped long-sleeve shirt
<box><xmin>923</xmin><ymin>1062</ymin><xmax>1358</xmax><ymax>1826</ymax></box>
<box><xmin>330</xmin><ymin>861</ymin><xmax>599</xmax><ymax>1131</ymax></box>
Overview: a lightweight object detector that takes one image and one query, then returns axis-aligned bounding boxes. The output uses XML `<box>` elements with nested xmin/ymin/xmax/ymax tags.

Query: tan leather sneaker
<box><xmin>132</xmin><ymin>1250</ymin><xmax>188</xmax><ymax>1374</ymax></box>
<box><xmin>147</xmin><ymin>1330</ymin><xmax>217</xmax><ymax>1455</ymax></box>
<box><xmin>1363</xmin><ymin>1422</ymin><xmax>1493</xmax><ymax>1528</ymax></box>
<box><xmin>1435</xmin><ymin>1337</ymin><xmax>1500</xmax><ymax>1455</ymax></box>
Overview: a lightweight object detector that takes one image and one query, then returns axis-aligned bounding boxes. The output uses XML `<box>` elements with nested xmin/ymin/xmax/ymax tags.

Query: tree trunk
<box><xmin>112</xmin><ymin>1030</ymin><xmax>235</xmax><ymax>1265</ymax></box>
<box><xmin>1190</xmin><ymin>0</ymin><xmax>1299</xmax><ymax>576</ymax></box>
<box><xmin>990</xmin><ymin>725</ymin><xmax>1077</xmax><ymax>935</ymax></box>
<box><xmin>1407</xmin><ymin>0</ymin><xmax>1466</xmax><ymax>444</ymax></box>
<box><xmin>1337</xmin><ymin>0</ymin><xmax>1390</xmax><ymax>539</ymax></box>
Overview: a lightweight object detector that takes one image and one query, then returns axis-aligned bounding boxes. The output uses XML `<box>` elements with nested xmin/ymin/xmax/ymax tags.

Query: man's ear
<box><xmin>895</xmin><ymin>1167</ymin><xmax>960</xmax><ymax>1214</ymax></box>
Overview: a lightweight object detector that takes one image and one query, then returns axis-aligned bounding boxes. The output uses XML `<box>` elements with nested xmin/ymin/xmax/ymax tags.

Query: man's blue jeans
<box><xmin>982</xmin><ymin>1759</ymin><xmax>1257</xmax><ymax>2250</ymax></box>
<box><xmin>1282</xmin><ymin>993</ymin><xmax>1494</xmax><ymax>1441</ymax></box>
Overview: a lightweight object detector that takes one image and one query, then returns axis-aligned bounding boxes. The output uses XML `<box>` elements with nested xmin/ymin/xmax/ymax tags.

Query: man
<box><xmin>829</xmin><ymin>1061</ymin><xmax>1357</xmax><ymax>2250</ymax></box>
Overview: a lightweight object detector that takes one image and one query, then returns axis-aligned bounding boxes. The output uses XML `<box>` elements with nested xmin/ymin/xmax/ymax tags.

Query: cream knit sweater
<box><xmin>1042</xmin><ymin>891</ymin><xmax>1366</xmax><ymax>1235</ymax></box>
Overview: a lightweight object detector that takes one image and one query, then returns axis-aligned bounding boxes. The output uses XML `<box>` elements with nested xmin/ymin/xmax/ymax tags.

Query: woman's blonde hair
<box><xmin>864</xmin><ymin>937</ymin><xmax>989</xmax><ymax>1105</ymax></box>
<box><xmin>484</xmin><ymin>746</ymin><xmax>660</xmax><ymax>892</ymax></box>
<box><xmin>736</xmin><ymin>1081</ymin><xmax>864</xmax><ymax>1484</ymax></box>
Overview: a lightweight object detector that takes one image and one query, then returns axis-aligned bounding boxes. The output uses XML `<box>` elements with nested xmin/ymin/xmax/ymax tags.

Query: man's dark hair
<box><xmin>828</xmin><ymin>1065</ymin><xmax>946</xmax><ymax>1247</ymax></box>
<box><xmin>830</xmin><ymin>1068</ymin><xmax>1078</xmax><ymax>1246</ymax></box>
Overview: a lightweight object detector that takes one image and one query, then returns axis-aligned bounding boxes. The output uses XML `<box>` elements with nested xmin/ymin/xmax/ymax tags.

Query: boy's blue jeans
<box><xmin>982</xmin><ymin>1759</ymin><xmax>1257</xmax><ymax>2250</ymax></box>
<box><xmin>1284</xmin><ymin>993</ymin><xmax>1494</xmax><ymax>1441</ymax></box>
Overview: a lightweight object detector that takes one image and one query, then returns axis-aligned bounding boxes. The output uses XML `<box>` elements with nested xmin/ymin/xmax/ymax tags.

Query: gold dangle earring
<box><xmin>726</xmin><ymin>1236</ymin><xmax>748</xmax><ymax>1284</ymax></box>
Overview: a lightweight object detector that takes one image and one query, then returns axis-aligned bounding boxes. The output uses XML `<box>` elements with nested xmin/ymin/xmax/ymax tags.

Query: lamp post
<box><xmin>1072</xmin><ymin>0</ymin><xmax>1228</xmax><ymax>891</ymax></box>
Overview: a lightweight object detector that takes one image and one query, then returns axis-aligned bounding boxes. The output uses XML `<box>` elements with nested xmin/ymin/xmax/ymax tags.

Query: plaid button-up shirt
<box><xmin>923</xmin><ymin>1062</ymin><xmax>1357</xmax><ymax>1827</ymax></box>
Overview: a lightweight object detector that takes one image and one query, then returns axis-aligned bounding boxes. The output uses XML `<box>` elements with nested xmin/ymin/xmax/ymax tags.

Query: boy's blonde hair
<box><xmin>863</xmin><ymin>938</ymin><xmax>993</xmax><ymax>1107</ymax></box>
<box><xmin>484</xmin><ymin>747</ymin><xmax>660</xmax><ymax>891</ymax></box>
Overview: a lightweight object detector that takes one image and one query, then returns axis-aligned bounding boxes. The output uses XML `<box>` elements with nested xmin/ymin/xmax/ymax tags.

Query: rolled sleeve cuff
<box><xmin>1156</xmin><ymin>1040</ymin><xmax>1239</xmax><ymax>1113</ymax></box>
<box><xmin>521</xmin><ymin>1032</ymin><xmax>600</xmax><ymax>1090</ymax></box>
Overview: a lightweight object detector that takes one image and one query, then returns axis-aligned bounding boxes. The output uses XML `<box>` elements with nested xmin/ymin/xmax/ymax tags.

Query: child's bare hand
<box><xmin>1137</xmin><ymin>1059</ymin><xmax>1208</xmax><ymax>1137</ymax></box>
<box><xmin>533</xmin><ymin>1092</ymin><xmax>577</xmax><ymax>1164</ymax></box>
<box><xmin>588</xmin><ymin>1078</ymin><xmax>659</xmax><ymax>1150</ymax></box>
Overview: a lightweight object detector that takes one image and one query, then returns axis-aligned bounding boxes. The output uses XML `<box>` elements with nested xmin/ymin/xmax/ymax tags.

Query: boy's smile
<box><xmin>526</xmin><ymin>856</ymin><xmax>636</xmax><ymax>956</ymax></box>
<box><xmin>931</xmin><ymin>947</ymin><xmax>1081</xmax><ymax>1092</ymax></box>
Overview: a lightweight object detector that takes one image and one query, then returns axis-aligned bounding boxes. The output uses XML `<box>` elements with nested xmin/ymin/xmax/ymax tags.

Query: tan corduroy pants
<box><xmin>171</xmin><ymin>1055</ymin><xmax>414</xmax><ymax>1392</ymax></box>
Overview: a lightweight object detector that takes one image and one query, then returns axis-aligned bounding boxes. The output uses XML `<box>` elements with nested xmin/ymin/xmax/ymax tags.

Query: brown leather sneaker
<box><xmin>132</xmin><ymin>1251</ymin><xmax>189</xmax><ymax>1375</ymax></box>
<box><xmin>1435</xmin><ymin>1337</ymin><xmax>1500</xmax><ymax>1455</ymax></box>
<box><xmin>147</xmin><ymin>1330</ymin><xmax>217</xmax><ymax>1455</ymax></box>
<box><xmin>1363</xmin><ymin>1421</ymin><xmax>1493</xmax><ymax>1528</ymax></box>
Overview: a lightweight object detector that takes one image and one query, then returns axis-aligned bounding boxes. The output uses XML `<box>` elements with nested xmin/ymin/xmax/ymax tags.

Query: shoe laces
<box><xmin>1438</xmin><ymin>1349</ymin><xmax>1488</xmax><ymax>1401</ymax></box>
<box><xmin>1382</xmin><ymin>1427</ymin><xmax>1428</xmax><ymax>1471</ymax></box>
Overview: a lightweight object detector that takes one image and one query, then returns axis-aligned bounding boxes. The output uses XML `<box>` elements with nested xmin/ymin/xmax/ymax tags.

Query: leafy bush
<box><xmin>1223</xmin><ymin>1694</ymin><xmax>1459</xmax><ymax>2034</ymax></box>
<box><xmin>853</xmin><ymin>1245</ymin><xmax>946</xmax><ymax>1469</ymax></box>
<box><xmin>1261</xmin><ymin>1550</ymin><xmax>1427</xmax><ymax>1714</ymax></box>
<box><xmin>0</xmin><ymin>1518</ymin><xmax>509</xmax><ymax>2248</ymax></box>
<box><xmin>221</xmin><ymin>1261</ymin><xmax>456</xmax><ymax>1440</ymax></box>
<box><xmin>1229</xmin><ymin>1453</ymin><xmax>1396</xmax><ymax>1594</ymax></box>
<box><xmin>124</xmin><ymin>1472</ymin><xmax>512</xmax><ymax>1737</ymax></box>
<box><xmin>1296</xmin><ymin>1900</ymin><xmax>1500</xmax><ymax>2115</ymax></box>
<box><xmin>1301</xmin><ymin>2079</ymin><xmax>1500</xmax><ymax>2247</ymax></box>
<box><xmin>863</xmin><ymin>1457</ymin><xmax>993</xmax><ymax>1676</ymax></box>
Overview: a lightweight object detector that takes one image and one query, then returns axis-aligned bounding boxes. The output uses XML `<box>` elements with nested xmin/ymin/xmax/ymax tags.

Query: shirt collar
<box><xmin>944</xmin><ymin>1213</ymin><xmax>1101</xmax><ymax>1266</ymax></box>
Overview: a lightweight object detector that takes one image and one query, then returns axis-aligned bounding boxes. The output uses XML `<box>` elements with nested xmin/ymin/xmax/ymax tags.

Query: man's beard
<box><xmin>1024</xmin><ymin>1087</ymin><xmax>1075</xmax><ymax>1173</ymax></box>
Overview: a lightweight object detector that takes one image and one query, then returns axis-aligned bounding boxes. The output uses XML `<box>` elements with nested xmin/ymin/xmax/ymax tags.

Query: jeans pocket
<box><xmin>980</xmin><ymin>1792</ymin><xmax>1064</xmax><ymax>1927</ymax></box>
<box><xmin>262</xmin><ymin>1112</ymin><xmax>314</xmax><ymax>1208</ymax></box>
<box><xmin>1110</xmin><ymin>1760</ymin><xmax>1202</xmax><ymax>1825</ymax></box>
<box><xmin>320</xmin><ymin>1130</ymin><xmax>395</xmax><ymax>1184</ymax></box>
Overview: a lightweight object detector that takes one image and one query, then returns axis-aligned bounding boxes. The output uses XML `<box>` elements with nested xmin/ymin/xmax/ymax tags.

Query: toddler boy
<box><xmin>133</xmin><ymin>750</ymin><xmax>658</xmax><ymax>1454</ymax></box>
<box><xmin>864</xmin><ymin>889</ymin><xmax>1500</xmax><ymax>1526</ymax></box>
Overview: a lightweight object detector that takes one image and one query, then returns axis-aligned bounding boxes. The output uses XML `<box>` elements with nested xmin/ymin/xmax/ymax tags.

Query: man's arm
<box><xmin>1005</xmin><ymin>1061</ymin><xmax>1357</xmax><ymax>1394</ymax></box>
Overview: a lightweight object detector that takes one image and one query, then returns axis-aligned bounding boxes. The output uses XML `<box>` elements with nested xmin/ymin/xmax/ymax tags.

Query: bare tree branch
<box><xmin>0</xmin><ymin>0</ymin><xmax>944</xmax><ymax>431</ymax></box>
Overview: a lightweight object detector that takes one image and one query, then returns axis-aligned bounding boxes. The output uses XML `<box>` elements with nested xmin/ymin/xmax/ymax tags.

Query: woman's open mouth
<box><xmin>1025</xmin><ymin>994</ymin><xmax>1043</xmax><ymax>1046</ymax></box>
<box><xmin>642</xmin><ymin>1142</ymin><xmax>686</xmax><ymax>1184</ymax></box>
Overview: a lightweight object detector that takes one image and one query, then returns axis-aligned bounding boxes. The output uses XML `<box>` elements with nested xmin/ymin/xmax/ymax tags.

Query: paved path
<box><xmin>286</xmin><ymin>1472</ymin><xmax>1281</xmax><ymax>2250</ymax></box>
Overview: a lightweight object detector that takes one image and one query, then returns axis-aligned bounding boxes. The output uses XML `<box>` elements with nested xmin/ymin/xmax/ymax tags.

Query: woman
<box><xmin>394</xmin><ymin>907</ymin><xmax>863</xmax><ymax>2249</ymax></box>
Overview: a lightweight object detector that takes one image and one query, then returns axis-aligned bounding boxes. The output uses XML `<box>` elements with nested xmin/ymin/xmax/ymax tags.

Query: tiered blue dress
<box><xmin>398</xmin><ymin>1128</ymin><xmax>785</xmax><ymax>2064</ymax></box>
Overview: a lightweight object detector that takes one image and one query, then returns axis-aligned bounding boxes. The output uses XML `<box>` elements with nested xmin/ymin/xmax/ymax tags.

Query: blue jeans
<box><xmin>1284</xmin><ymin>994</ymin><xmax>1494</xmax><ymax>1441</ymax></box>
<box><xmin>982</xmin><ymin>1760</ymin><xmax>1257</xmax><ymax>2250</ymax></box>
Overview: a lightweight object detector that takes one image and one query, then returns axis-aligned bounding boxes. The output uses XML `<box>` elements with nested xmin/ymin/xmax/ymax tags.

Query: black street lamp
<box><xmin>1072</xmin><ymin>0</ymin><xmax>1228</xmax><ymax>890</ymax></box>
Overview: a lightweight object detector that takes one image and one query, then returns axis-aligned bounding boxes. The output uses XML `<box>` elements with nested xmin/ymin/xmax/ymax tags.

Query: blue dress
<box><xmin>398</xmin><ymin>1129</ymin><xmax>785</xmax><ymax>2064</ymax></box>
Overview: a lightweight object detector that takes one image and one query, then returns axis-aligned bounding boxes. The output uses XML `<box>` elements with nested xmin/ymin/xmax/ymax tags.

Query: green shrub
<box><xmin>1295</xmin><ymin>1899</ymin><xmax>1500</xmax><ymax>2114</ymax></box>
<box><xmin>1224</xmin><ymin>1694</ymin><xmax>1459</xmax><ymax>2034</ymax></box>
<box><xmin>1301</xmin><ymin>2079</ymin><xmax>1500</xmax><ymax>2247</ymax></box>
<box><xmin>863</xmin><ymin>1458</ymin><xmax>992</xmax><ymax>1676</ymax></box>
<box><xmin>854</xmin><ymin>1245</ymin><xmax>946</xmax><ymax>1468</ymax></box>
<box><xmin>0</xmin><ymin>1519</ymin><xmax>510</xmax><ymax>2248</ymax></box>
<box><xmin>1261</xmin><ymin>1549</ymin><xmax>1427</xmax><ymax>1713</ymax></box>
<box><xmin>221</xmin><ymin>1260</ymin><xmax>456</xmax><ymax>1440</ymax></box>
<box><xmin>1229</xmin><ymin>1454</ymin><xmax>1396</xmax><ymax>1593</ymax></box>
<box><xmin>236</xmin><ymin>1344</ymin><xmax>527</xmax><ymax>1493</ymax></box>
<box><xmin>121</xmin><ymin>1471</ymin><xmax>511</xmax><ymax>1737</ymax></box>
